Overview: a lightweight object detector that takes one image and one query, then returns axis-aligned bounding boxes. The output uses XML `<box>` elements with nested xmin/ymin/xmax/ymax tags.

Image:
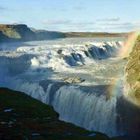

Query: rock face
<box><xmin>125</xmin><ymin>35</ymin><xmax>140</xmax><ymax>105</ymax></box>
<box><xmin>63</xmin><ymin>77</ymin><xmax>85</xmax><ymax>84</ymax></box>
<box><xmin>0</xmin><ymin>31</ymin><xmax>11</xmax><ymax>42</ymax></box>
<box><xmin>0</xmin><ymin>24</ymin><xmax>65</xmax><ymax>42</ymax></box>
<box><xmin>0</xmin><ymin>24</ymin><xmax>36</xmax><ymax>41</ymax></box>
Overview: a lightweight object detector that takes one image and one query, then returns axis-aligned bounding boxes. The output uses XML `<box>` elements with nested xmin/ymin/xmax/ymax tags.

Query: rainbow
<box><xmin>118</xmin><ymin>31</ymin><xmax>139</xmax><ymax>58</ymax></box>
<box><xmin>108</xmin><ymin>32</ymin><xmax>139</xmax><ymax>99</ymax></box>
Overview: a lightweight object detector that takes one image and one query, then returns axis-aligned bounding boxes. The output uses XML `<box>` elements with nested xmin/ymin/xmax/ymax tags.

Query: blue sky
<box><xmin>0</xmin><ymin>0</ymin><xmax>140</xmax><ymax>32</ymax></box>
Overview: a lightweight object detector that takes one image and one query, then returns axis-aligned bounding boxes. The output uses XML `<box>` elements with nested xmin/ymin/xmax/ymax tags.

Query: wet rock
<box><xmin>63</xmin><ymin>77</ymin><xmax>85</xmax><ymax>84</ymax></box>
<box><xmin>3</xmin><ymin>108</ymin><xmax>13</xmax><ymax>112</ymax></box>
<box><xmin>57</xmin><ymin>49</ymin><xmax>63</xmax><ymax>54</ymax></box>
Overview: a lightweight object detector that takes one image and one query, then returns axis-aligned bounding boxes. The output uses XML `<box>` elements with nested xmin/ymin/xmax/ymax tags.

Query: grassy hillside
<box><xmin>0</xmin><ymin>88</ymin><xmax>109</xmax><ymax>140</ymax></box>
<box><xmin>64</xmin><ymin>32</ymin><xmax>128</xmax><ymax>38</ymax></box>
<box><xmin>125</xmin><ymin>35</ymin><xmax>140</xmax><ymax>105</ymax></box>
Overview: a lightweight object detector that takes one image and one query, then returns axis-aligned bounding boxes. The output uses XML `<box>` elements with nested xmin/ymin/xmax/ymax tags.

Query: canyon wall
<box><xmin>125</xmin><ymin>35</ymin><xmax>140</xmax><ymax>105</ymax></box>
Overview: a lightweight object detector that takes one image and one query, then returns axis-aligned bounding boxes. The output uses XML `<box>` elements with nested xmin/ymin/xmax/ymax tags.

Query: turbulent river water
<box><xmin>0</xmin><ymin>37</ymin><xmax>128</xmax><ymax>137</ymax></box>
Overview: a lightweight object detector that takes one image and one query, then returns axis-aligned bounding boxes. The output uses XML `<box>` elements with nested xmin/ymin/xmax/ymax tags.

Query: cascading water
<box><xmin>52</xmin><ymin>85</ymin><xmax>118</xmax><ymax>136</ymax></box>
<box><xmin>0</xmin><ymin>38</ymin><xmax>126</xmax><ymax>137</ymax></box>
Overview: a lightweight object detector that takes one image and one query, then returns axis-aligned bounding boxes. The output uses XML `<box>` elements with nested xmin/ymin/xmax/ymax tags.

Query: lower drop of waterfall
<box><xmin>10</xmin><ymin>80</ymin><xmax>124</xmax><ymax>137</ymax></box>
<box><xmin>52</xmin><ymin>86</ymin><xmax>119</xmax><ymax>137</ymax></box>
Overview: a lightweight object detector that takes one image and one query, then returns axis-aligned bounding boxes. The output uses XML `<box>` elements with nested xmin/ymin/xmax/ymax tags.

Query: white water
<box><xmin>0</xmin><ymin>37</ymin><xmax>126</xmax><ymax>137</ymax></box>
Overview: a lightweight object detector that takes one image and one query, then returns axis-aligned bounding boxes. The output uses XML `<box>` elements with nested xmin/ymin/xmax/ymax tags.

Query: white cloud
<box><xmin>43</xmin><ymin>19</ymin><xmax>71</xmax><ymax>25</ymax></box>
<box><xmin>43</xmin><ymin>19</ymin><xmax>95</xmax><ymax>26</ymax></box>
<box><xmin>97</xmin><ymin>17</ymin><xmax>120</xmax><ymax>22</ymax></box>
<box><xmin>98</xmin><ymin>21</ymin><xmax>140</xmax><ymax>30</ymax></box>
<box><xmin>42</xmin><ymin>18</ymin><xmax>140</xmax><ymax>32</ymax></box>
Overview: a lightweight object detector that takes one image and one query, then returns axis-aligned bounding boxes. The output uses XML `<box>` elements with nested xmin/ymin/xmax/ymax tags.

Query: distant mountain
<box><xmin>0</xmin><ymin>24</ymin><xmax>128</xmax><ymax>43</ymax></box>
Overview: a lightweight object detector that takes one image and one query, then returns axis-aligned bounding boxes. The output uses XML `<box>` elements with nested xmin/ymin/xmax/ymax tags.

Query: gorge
<box><xmin>0</xmin><ymin>24</ymin><xmax>140</xmax><ymax>140</ymax></box>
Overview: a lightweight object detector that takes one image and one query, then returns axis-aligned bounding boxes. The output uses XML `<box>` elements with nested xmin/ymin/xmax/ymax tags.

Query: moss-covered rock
<box><xmin>125</xmin><ymin>35</ymin><xmax>140</xmax><ymax>105</ymax></box>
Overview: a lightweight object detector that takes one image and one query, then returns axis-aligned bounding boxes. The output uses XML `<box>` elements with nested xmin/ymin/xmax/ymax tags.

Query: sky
<box><xmin>0</xmin><ymin>0</ymin><xmax>140</xmax><ymax>32</ymax></box>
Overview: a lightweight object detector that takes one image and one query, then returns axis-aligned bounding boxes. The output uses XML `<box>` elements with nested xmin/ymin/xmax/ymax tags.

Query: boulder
<box><xmin>63</xmin><ymin>77</ymin><xmax>85</xmax><ymax>84</ymax></box>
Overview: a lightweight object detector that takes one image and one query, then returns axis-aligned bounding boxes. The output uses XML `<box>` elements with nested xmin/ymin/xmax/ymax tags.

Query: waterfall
<box><xmin>0</xmin><ymin>40</ymin><xmax>125</xmax><ymax>137</ymax></box>
<box><xmin>7</xmin><ymin>80</ymin><xmax>122</xmax><ymax>137</ymax></box>
<box><xmin>0</xmin><ymin>41</ymin><xmax>122</xmax><ymax>74</ymax></box>
<box><xmin>52</xmin><ymin>85</ymin><xmax>118</xmax><ymax>136</ymax></box>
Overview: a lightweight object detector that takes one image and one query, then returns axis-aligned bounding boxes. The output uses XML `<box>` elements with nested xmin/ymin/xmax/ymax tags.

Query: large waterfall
<box><xmin>0</xmin><ymin>38</ymin><xmax>126</xmax><ymax>137</ymax></box>
<box><xmin>52</xmin><ymin>85</ymin><xmax>117</xmax><ymax>136</ymax></box>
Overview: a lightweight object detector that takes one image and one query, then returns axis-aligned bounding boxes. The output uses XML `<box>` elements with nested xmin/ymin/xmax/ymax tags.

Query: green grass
<box><xmin>137</xmin><ymin>35</ymin><xmax>140</xmax><ymax>41</ymax></box>
<box><xmin>125</xmin><ymin>34</ymin><xmax>140</xmax><ymax>106</ymax></box>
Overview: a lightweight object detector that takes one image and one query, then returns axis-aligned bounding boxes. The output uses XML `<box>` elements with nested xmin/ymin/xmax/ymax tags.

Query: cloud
<box><xmin>43</xmin><ymin>19</ymin><xmax>94</xmax><ymax>26</ymax></box>
<box><xmin>43</xmin><ymin>19</ymin><xmax>72</xmax><ymax>25</ymax></box>
<box><xmin>42</xmin><ymin>19</ymin><xmax>95</xmax><ymax>32</ymax></box>
<box><xmin>42</xmin><ymin>18</ymin><xmax>140</xmax><ymax>32</ymax></box>
<box><xmin>98</xmin><ymin>21</ymin><xmax>140</xmax><ymax>30</ymax></box>
<box><xmin>97</xmin><ymin>17</ymin><xmax>120</xmax><ymax>22</ymax></box>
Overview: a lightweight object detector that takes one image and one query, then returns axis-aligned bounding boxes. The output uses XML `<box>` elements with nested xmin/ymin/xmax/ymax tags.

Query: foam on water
<box><xmin>0</xmin><ymin>38</ymin><xmax>126</xmax><ymax>137</ymax></box>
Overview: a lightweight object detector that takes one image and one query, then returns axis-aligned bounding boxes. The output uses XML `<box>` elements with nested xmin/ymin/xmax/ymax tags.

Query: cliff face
<box><xmin>0</xmin><ymin>24</ymin><xmax>36</xmax><ymax>41</ymax></box>
<box><xmin>0</xmin><ymin>31</ymin><xmax>11</xmax><ymax>42</ymax></box>
<box><xmin>125</xmin><ymin>35</ymin><xmax>140</xmax><ymax>105</ymax></box>
<box><xmin>0</xmin><ymin>24</ymin><xmax>65</xmax><ymax>42</ymax></box>
<box><xmin>0</xmin><ymin>24</ymin><xmax>128</xmax><ymax>43</ymax></box>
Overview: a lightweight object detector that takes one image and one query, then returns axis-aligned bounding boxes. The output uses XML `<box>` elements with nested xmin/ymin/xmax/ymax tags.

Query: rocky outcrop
<box><xmin>0</xmin><ymin>31</ymin><xmax>12</xmax><ymax>42</ymax></box>
<box><xmin>63</xmin><ymin>77</ymin><xmax>85</xmax><ymax>84</ymax></box>
<box><xmin>0</xmin><ymin>24</ymin><xmax>36</xmax><ymax>41</ymax></box>
<box><xmin>0</xmin><ymin>24</ymin><xmax>65</xmax><ymax>43</ymax></box>
<box><xmin>125</xmin><ymin>35</ymin><xmax>140</xmax><ymax>105</ymax></box>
